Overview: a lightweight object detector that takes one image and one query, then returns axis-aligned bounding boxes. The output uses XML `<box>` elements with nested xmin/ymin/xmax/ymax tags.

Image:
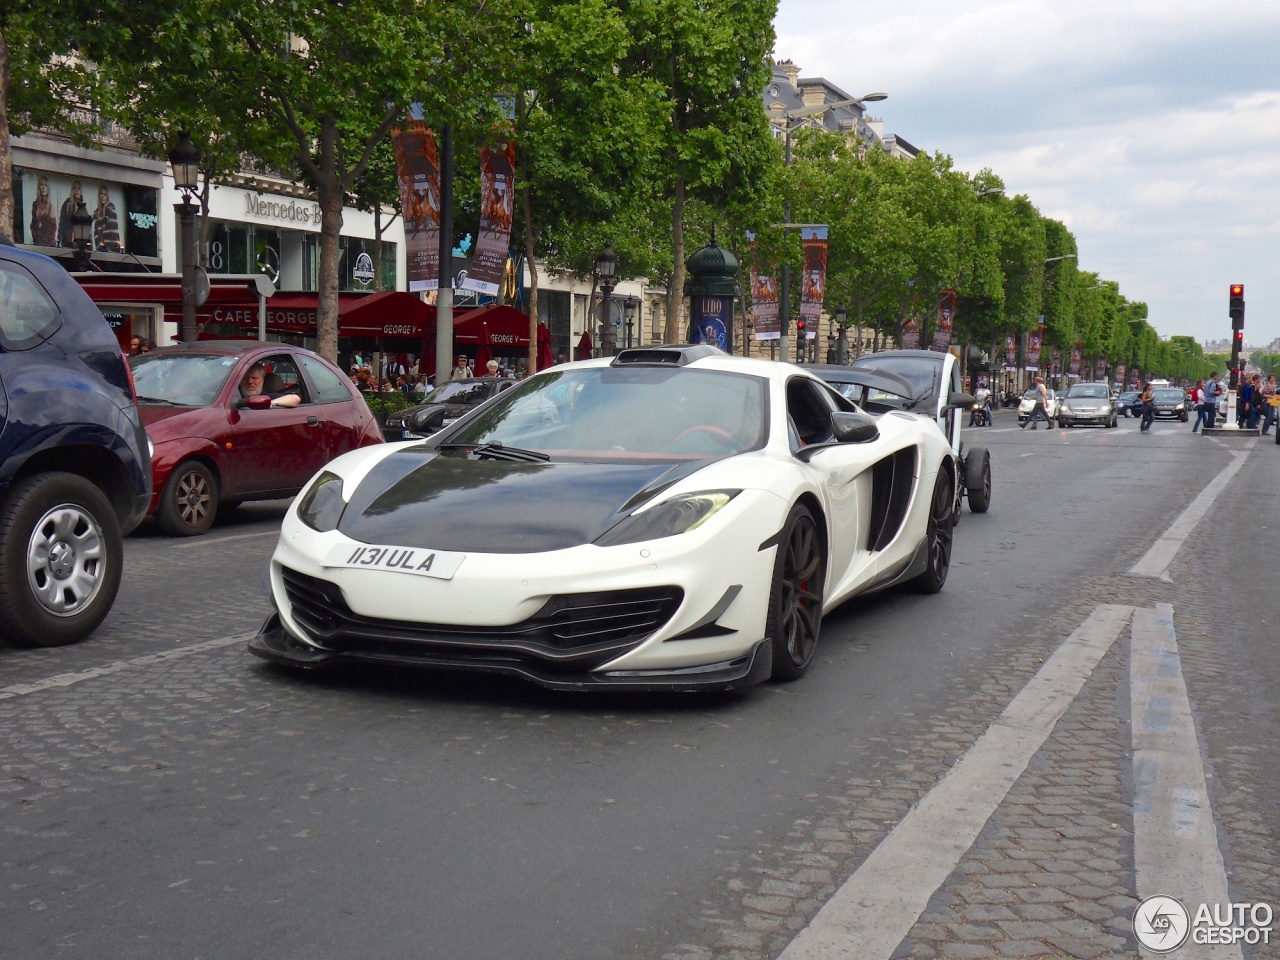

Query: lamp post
<box><xmin>168</xmin><ymin>132</ymin><xmax>202</xmax><ymax>343</ymax></box>
<box><xmin>595</xmin><ymin>240</ymin><xmax>617</xmax><ymax>356</ymax></box>
<box><xmin>778</xmin><ymin>92</ymin><xmax>887</xmax><ymax>363</ymax></box>
<box><xmin>70</xmin><ymin>201</ymin><xmax>93</xmax><ymax>271</ymax></box>
<box><xmin>623</xmin><ymin>298</ymin><xmax>637</xmax><ymax>349</ymax></box>
<box><xmin>834</xmin><ymin>305</ymin><xmax>849</xmax><ymax>364</ymax></box>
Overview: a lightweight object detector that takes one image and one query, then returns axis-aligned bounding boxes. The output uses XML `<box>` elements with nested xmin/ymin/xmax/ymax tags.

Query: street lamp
<box><xmin>834</xmin><ymin>304</ymin><xmax>849</xmax><ymax>364</ymax></box>
<box><xmin>623</xmin><ymin>297</ymin><xmax>637</xmax><ymax>349</ymax></box>
<box><xmin>595</xmin><ymin>240</ymin><xmax>617</xmax><ymax>356</ymax></box>
<box><xmin>168</xmin><ymin>132</ymin><xmax>202</xmax><ymax>343</ymax></box>
<box><xmin>70</xmin><ymin>201</ymin><xmax>93</xmax><ymax>271</ymax></box>
<box><xmin>777</xmin><ymin>92</ymin><xmax>887</xmax><ymax>363</ymax></box>
<box><xmin>1044</xmin><ymin>255</ymin><xmax>1077</xmax><ymax>264</ymax></box>
<box><xmin>975</xmin><ymin>187</ymin><xmax>1005</xmax><ymax>198</ymax></box>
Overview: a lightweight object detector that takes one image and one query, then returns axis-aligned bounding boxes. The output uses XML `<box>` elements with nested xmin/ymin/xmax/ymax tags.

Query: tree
<box><xmin>621</xmin><ymin>0</ymin><xmax>777</xmax><ymax>341</ymax></box>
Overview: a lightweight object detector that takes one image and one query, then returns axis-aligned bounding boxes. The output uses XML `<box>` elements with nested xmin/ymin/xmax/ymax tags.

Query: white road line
<box><xmin>1128</xmin><ymin>452</ymin><xmax>1248</xmax><ymax>580</ymax></box>
<box><xmin>0</xmin><ymin>633</ymin><xmax>252</xmax><ymax>701</ymax></box>
<box><xmin>169</xmin><ymin>529</ymin><xmax>281</xmax><ymax>549</ymax></box>
<box><xmin>1131</xmin><ymin>604</ymin><xmax>1240</xmax><ymax>960</ymax></box>
<box><xmin>778</xmin><ymin>604</ymin><xmax>1134</xmax><ymax>960</ymax></box>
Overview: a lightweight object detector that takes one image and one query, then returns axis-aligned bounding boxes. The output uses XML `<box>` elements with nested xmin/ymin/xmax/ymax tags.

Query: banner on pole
<box><xmin>1004</xmin><ymin>334</ymin><xmax>1017</xmax><ymax>370</ymax></box>
<box><xmin>391</xmin><ymin>109</ymin><xmax>441</xmax><ymax>292</ymax></box>
<box><xmin>746</xmin><ymin>233</ymin><xmax>779</xmax><ymax>340</ymax></box>
<box><xmin>931</xmin><ymin>290</ymin><xmax>957</xmax><ymax>353</ymax></box>
<box><xmin>460</xmin><ymin>141</ymin><xmax>516</xmax><ymax>296</ymax></box>
<box><xmin>1025</xmin><ymin>322</ymin><xmax>1043</xmax><ymax>371</ymax></box>
<box><xmin>1069</xmin><ymin>343</ymin><xmax>1082</xmax><ymax>377</ymax></box>
<box><xmin>797</xmin><ymin>226</ymin><xmax>827</xmax><ymax>338</ymax></box>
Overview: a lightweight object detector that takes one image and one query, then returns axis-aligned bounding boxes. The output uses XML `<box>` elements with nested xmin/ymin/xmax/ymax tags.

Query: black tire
<box><xmin>965</xmin><ymin>446</ymin><xmax>991</xmax><ymax>513</ymax></box>
<box><xmin>909</xmin><ymin>470</ymin><xmax>955</xmax><ymax>594</ymax></box>
<box><xmin>767</xmin><ymin>504</ymin><xmax>826</xmax><ymax>682</ymax></box>
<box><xmin>0</xmin><ymin>472</ymin><xmax>123</xmax><ymax>647</ymax></box>
<box><xmin>157</xmin><ymin>461</ymin><xmax>219</xmax><ymax>536</ymax></box>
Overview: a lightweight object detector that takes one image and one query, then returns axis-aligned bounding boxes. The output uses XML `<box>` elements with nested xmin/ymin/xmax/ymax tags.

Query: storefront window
<box><xmin>10</xmin><ymin>168</ymin><xmax>158</xmax><ymax>258</ymax></box>
<box><xmin>338</xmin><ymin>236</ymin><xmax>397</xmax><ymax>292</ymax></box>
<box><xmin>541</xmin><ymin>289</ymin><xmax>571</xmax><ymax>361</ymax></box>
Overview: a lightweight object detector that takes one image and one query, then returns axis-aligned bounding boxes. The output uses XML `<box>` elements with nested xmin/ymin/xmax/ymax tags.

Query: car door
<box><xmin>222</xmin><ymin>353</ymin><xmax>327</xmax><ymax>496</ymax></box>
<box><xmin>297</xmin><ymin>353</ymin><xmax>368</xmax><ymax>460</ymax></box>
<box><xmin>785</xmin><ymin>377</ymin><xmax>867</xmax><ymax>594</ymax></box>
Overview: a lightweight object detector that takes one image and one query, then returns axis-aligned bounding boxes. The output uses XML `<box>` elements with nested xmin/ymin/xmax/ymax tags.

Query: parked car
<box><xmin>1057</xmin><ymin>383</ymin><xmax>1118</xmax><ymax>428</ymax></box>
<box><xmin>130</xmin><ymin>342</ymin><xmax>383</xmax><ymax>536</ymax></box>
<box><xmin>1017</xmin><ymin>386</ymin><xmax>1060</xmax><ymax>424</ymax></box>
<box><xmin>383</xmin><ymin>377</ymin><xmax>517</xmax><ymax>441</ymax></box>
<box><xmin>1116</xmin><ymin>391</ymin><xmax>1141</xmax><ymax>417</ymax></box>
<box><xmin>251</xmin><ymin>345</ymin><xmax>965</xmax><ymax>692</ymax></box>
<box><xmin>0</xmin><ymin>243</ymin><xmax>151</xmax><ymax>647</ymax></box>
<box><xmin>1150</xmin><ymin>387</ymin><xmax>1190</xmax><ymax>421</ymax></box>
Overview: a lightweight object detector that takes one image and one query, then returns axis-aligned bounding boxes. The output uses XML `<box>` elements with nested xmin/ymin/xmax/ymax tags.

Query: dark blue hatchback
<box><xmin>0</xmin><ymin>242</ymin><xmax>150</xmax><ymax>647</ymax></box>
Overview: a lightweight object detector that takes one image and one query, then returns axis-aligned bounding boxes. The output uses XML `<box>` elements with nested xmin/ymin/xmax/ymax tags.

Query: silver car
<box><xmin>1057</xmin><ymin>383</ymin><xmax>1118</xmax><ymax>428</ymax></box>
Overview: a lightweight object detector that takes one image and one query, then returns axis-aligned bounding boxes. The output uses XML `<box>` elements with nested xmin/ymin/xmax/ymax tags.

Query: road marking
<box><xmin>1128</xmin><ymin>452</ymin><xmax>1247</xmax><ymax>580</ymax></box>
<box><xmin>778</xmin><ymin>604</ymin><xmax>1133</xmax><ymax>960</ymax></box>
<box><xmin>169</xmin><ymin>529</ymin><xmax>281</xmax><ymax>549</ymax></box>
<box><xmin>1131</xmin><ymin>604</ymin><xmax>1240</xmax><ymax>960</ymax></box>
<box><xmin>0</xmin><ymin>633</ymin><xmax>252</xmax><ymax>701</ymax></box>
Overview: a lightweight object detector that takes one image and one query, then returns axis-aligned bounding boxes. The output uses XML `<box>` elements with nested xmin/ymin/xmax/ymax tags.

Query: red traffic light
<box><xmin>1230</xmin><ymin>284</ymin><xmax>1244</xmax><ymax>297</ymax></box>
<box><xmin>1234</xmin><ymin>330</ymin><xmax>1244</xmax><ymax>342</ymax></box>
<box><xmin>796</xmin><ymin>320</ymin><xmax>806</xmax><ymax>331</ymax></box>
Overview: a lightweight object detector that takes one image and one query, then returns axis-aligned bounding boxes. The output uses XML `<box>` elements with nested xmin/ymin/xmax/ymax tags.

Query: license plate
<box><xmin>321</xmin><ymin>543</ymin><xmax>465</xmax><ymax>580</ymax></box>
<box><xmin>402</xmin><ymin>430</ymin><xmax>426</xmax><ymax>439</ymax></box>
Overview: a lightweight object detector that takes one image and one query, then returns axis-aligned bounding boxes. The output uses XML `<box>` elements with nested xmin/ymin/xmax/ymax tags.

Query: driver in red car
<box><xmin>240</xmin><ymin>362</ymin><xmax>301</xmax><ymax>408</ymax></box>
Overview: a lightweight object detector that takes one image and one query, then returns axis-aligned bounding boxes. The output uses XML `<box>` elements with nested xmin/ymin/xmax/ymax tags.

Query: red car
<box><xmin>130</xmin><ymin>342</ymin><xmax>383</xmax><ymax>535</ymax></box>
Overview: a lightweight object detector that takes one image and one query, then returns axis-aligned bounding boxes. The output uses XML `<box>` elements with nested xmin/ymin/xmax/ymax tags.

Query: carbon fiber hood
<box><xmin>337</xmin><ymin>447</ymin><xmax>709</xmax><ymax>554</ymax></box>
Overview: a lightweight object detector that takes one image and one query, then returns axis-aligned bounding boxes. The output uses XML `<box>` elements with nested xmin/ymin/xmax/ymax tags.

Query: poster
<box><xmin>1004</xmin><ymin>334</ymin><xmax>1017</xmax><ymax>370</ymax></box>
<box><xmin>460</xmin><ymin>140</ymin><xmax>516</xmax><ymax>296</ymax></box>
<box><xmin>797</xmin><ymin>226</ymin><xmax>827</xmax><ymax>337</ymax></box>
<box><xmin>1069</xmin><ymin>344</ymin><xmax>1082</xmax><ymax>377</ymax></box>
<box><xmin>692</xmin><ymin>296</ymin><xmax>730</xmax><ymax>352</ymax></box>
<box><xmin>931</xmin><ymin>290</ymin><xmax>957</xmax><ymax>353</ymax></box>
<box><xmin>746</xmin><ymin>232</ymin><xmax>779</xmax><ymax>340</ymax></box>
<box><xmin>391</xmin><ymin>108</ymin><xmax>441</xmax><ymax>291</ymax></box>
<box><xmin>1025</xmin><ymin>321</ymin><xmax>1044</xmax><ymax>371</ymax></box>
<box><xmin>902</xmin><ymin>315</ymin><xmax>921</xmax><ymax>350</ymax></box>
<box><xmin>12</xmin><ymin>169</ymin><xmax>155</xmax><ymax>256</ymax></box>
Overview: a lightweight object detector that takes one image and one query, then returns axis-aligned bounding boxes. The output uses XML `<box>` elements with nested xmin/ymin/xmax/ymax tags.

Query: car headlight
<box><xmin>595</xmin><ymin>491</ymin><xmax>740</xmax><ymax>547</ymax></box>
<box><xmin>296</xmin><ymin>471</ymin><xmax>347</xmax><ymax>532</ymax></box>
<box><xmin>1174</xmin><ymin>403</ymin><xmax>1184</xmax><ymax>411</ymax></box>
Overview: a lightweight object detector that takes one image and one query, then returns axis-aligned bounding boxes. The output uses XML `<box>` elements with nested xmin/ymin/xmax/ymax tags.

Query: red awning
<box><xmin>452</xmin><ymin>304</ymin><xmax>534</xmax><ymax>348</ymax></box>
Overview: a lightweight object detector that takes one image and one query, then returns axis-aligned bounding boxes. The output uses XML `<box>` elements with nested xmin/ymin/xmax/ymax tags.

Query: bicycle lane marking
<box><xmin>1131</xmin><ymin>603</ymin><xmax>1241</xmax><ymax>960</ymax></box>
<box><xmin>1128</xmin><ymin>451</ymin><xmax>1249</xmax><ymax>581</ymax></box>
<box><xmin>777</xmin><ymin>603</ymin><xmax>1134</xmax><ymax>960</ymax></box>
<box><xmin>0</xmin><ymin>633</ymin><xmax>252</xmax><ymax>701</ymax></box>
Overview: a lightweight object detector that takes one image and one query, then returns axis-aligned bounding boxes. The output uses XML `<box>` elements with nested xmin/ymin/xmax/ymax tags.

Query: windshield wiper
<box><xmin>437</xmin><ymin>441</ymin><xmax>550</xmax><ymax>463</ymax></box>
<box><xmin>905</xmin><ymin>388</ymin><xmax>934</xmax><ymax>412</ymax></box>
<box><xmin>135</xmin><ymin>396</ymin><xmax>181</xmax><ymax>406</ymax></box>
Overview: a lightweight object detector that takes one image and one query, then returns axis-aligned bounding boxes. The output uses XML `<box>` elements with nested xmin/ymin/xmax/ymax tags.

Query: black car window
<box><xmin>299</xmin><ymin>355</ymin><xmax>352</xmax><ymax>404</ymax></box>
<box><xmin>786</xmin><ymin>377</ymin><xmax>837</xmax><ymax>448</ymax></box>
<box><xmin>260</xmin><ymin>355</ymin><xmax>310</xmax><ymax>402</ymax></box>
<box><xmin>0</xmin><ymin>260</ymin><xmax>63</xmax><ymax>350</ymax></box>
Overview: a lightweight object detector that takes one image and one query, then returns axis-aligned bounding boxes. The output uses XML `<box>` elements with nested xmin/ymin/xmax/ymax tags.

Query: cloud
<box><xmin>775</xmin><ymin>1</ymin><xmax>1280</xmax><ymax>343</ymax></box>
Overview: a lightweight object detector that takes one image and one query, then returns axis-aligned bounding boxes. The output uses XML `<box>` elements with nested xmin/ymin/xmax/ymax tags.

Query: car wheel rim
<box><xmin>176</xmin><ymin>471</ymin><xmax>211</xmax><ymax>528</ymax></box>
<box><xmin>928</xmin><ymin>478</ymin><xmax>953</xmax><ymax>581</ymax></box>
<box><xmin>982</xmin><ymin>459</ymin><xmax>992</xmax><ymax>503</ymax></box>
<box><xmin>780</xmin><ymin>518</ymin><xmax>823</xmax><ymax>667</ymax></box>
<box><xmin>25</xmin><ymin>503</ymin><xmax>107</xmax><ymax>618</ymax></box>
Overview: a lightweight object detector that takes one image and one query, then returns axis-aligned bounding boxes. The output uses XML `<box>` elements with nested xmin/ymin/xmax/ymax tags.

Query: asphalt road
<box><xmin>2</xmin><ymin>410</ymin><xmax>1277</xmax><ymax>960</ymax></box>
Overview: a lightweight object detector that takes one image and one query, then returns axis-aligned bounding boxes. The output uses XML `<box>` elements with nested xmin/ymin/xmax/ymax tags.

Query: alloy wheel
<box><xmin>25</xmin><ymin>502</ymin><xmax>107</xmax><ymax>618</ymax></box>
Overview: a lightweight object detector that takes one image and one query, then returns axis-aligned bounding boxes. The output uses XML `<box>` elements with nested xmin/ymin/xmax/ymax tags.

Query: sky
<box><xmin>774</xmin><ymin>0</ymin><xmax>1280</xmax><ymax>350</ymax></box>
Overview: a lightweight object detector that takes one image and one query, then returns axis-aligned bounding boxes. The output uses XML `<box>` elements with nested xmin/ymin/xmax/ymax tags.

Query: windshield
<box><xmin>130</xmin><ymin>353</ymin><xmax>239</xmax><ymax>406</ymax></box>
<box><xmin>850</xmin><ymin>355</ymin><xmax>939</xmax><ymax>400</ymax></box>
<box><xmin>1067</xmin><ymin>385</ymin><xmax>1109</xmax><ymax>399</ymax></box>
<box><xmin>421</xmin><ymin>379</ymin><xmax>496</xmax><ymax>406</ymax></box>
<box><xmin>1155</xmin><ymin>388</ymin><xmax>1185</xmax><ymax>401</ymax></box>
<box><xmin>439</xmin><ymin>366</ymin><xmax>768</xmax><ymax>460</ymax></box>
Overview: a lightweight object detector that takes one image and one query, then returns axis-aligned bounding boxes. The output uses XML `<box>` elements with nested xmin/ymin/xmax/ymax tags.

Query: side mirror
<box><xmin>830</xmin><ymin>410</ymin><xmax>879</xmax><ymax>443</ymax></box>
<box><xmin>244</xmin><ymin>394</ymin><xmax>272</xmax><ymax>410</ymax></box>
<box><xmin>946</xmin><ymin>391</ymin><xmax>976</xmax><ymax>410</ymax></box>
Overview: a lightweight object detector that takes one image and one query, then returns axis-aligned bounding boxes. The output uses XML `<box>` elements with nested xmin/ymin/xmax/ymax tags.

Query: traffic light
<box><xmin>796</xmin><ymin>319</ymin><xmax>807</xmax><ymax>360</ymax></box>
<box><xmin>1229</xmin><ymin>284</ymin><xmax>1245</xmax><ymax>330</ymax></box>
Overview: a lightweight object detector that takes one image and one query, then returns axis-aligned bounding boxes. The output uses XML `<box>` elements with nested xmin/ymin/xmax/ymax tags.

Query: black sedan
<box><xmin>383</xmin><ymin>377</ymin><xmax>516</xmax><ymax>440</ymax></box>
<box><xmin>1150</xmin><ymin>387</ymin><xmax>1190</xmax><ymax>421</ymax></box>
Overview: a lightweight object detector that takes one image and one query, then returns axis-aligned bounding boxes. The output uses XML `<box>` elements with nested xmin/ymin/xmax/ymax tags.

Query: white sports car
<box><xmin>250</xmin><ymin>345</ymin><xmax>968</xmax><ymax>692</ymax></box>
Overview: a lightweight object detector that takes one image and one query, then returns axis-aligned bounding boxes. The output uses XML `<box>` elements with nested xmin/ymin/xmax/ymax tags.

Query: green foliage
<box><xmin>363</xmin><ymin>391</ymin><xmax>415</xmax><ymax>414</ymax></box>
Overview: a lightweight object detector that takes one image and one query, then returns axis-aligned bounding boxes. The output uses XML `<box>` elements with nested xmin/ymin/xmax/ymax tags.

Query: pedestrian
<box><xmin>485</xmin><ymin>359</ymin><xmax>499</xmax><ymax>378</ymax></box>
<box><xmin>1138</xmin><ymin>381</ymin><xmax>1156</xmax><ymax>432</ymax></box>
<box><xmin>1243</xmin><ymin>373</ymin><xmax>1264</xmax><ymax>429</ymax></box>
<box><xmin>1203</xmin><ymin>371</ymin><xmax>1223</xmax><ymax>428</ymax></box>
<box><xmin>1190</xmin><ymin>379</ymin><xmax>1209</xmax><ymax>433</ymax></box>
<box><xmin>128</xmin><ymin>335</ymin><xmax>142</xmax><ymax>357</ymax></box>
<box><xmin>1260</xmin><ymin>374</ymin><xmax>1277</xmax><ymax>436</ymax></box>
<box><xmin>1021</xmin><ymin>376</ymin><xmax>1053</xmax><ymax>430</ymax></box>
<box><xmin>451</xmin><ymin>355</ymin><xmax>472</xmax><ymax>380</ymax></box>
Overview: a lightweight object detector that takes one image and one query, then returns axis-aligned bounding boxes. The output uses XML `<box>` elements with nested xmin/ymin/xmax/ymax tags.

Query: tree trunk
<box><xmin>314</xmin><ymin>118</ymin><xmax>343</xmax><ymax>362</ymax></box>
<box><xmin>665</xmin><ymin>175</ymin><xmax>685</xmax><ymax>343</ymax></box>
<box><xmin>0</xmin><ymin>26</ymin><xmax>13</xmax><ymax>240</ymax></box>
<box><xmin>522</xmin><ymin>183</ymin><xmax>538</xmax><ymax>373</ymax></box>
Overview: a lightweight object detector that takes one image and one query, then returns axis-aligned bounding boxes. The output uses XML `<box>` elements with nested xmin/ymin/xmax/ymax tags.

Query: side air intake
<box><xmin>866</xmin><ymin>447</ymin><xmax>917</xmax><ymax>552</ymax></box>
